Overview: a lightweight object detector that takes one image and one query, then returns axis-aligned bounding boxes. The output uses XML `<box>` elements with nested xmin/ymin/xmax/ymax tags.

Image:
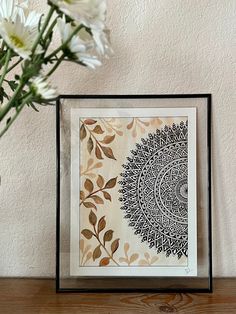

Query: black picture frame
<box><xmin>56</xmin><ymin>94</ymin><xmax>212</xmax><ymax>293</ymax></box>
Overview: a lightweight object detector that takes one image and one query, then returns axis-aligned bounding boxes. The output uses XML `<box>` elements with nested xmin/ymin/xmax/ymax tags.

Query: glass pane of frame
<box><xmin>56</xmin><ymin>95</ymin><xmax>212</xmax><ymax>292</ymax></box>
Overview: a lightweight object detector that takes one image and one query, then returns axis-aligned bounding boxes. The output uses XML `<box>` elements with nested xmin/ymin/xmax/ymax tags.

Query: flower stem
<box><xmin>0</xmin><ymin>49</ymin><xmax>11</xmax><ymax>88</ymax></box>
<box><xmin>0</xmin><ymin>80</ymin><xmax>25</xmax><ymax>122</ymax></box>
<box><xmin>45</xmin><ymin>24</ymin><xmax>84</xmax><ymax>61</ymax></box>
<box><xmin>6</xmin><ymin>57</ymin><xmax>22</xmax><ymax>74</ymax></box>
<box><xmin>0</xmin><ymin>95</ymin><xmax>32</xmax><ymax>138</ymax></box>
<box><xmin>31</xmin><ymin>6</ymin><xmax>55</xmax><ymax>56</ymax></box>
<box><xmin>46</xmin><ymin>53</ymin><xmax>64</xmax><ymax>77</ymax></box>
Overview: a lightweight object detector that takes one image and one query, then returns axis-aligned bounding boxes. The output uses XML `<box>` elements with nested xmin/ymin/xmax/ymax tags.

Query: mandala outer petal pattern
<box><xmin>119</xmin><ymin>121</ymin><xmax>188</xmax><ymax>259</ymax></box>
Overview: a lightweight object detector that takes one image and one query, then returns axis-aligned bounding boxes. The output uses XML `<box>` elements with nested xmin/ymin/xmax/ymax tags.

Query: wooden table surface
<box><xmin>0</xmin><ymin>278</ymin><xmax>236</xmax><ymax>313</ymax></box>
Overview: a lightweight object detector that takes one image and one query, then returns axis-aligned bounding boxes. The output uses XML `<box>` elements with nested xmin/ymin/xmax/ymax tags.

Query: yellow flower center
<box><xmin>10</xmin><ymin>35</ymin><xmax>24</xmax><ymax>48</ymax></box>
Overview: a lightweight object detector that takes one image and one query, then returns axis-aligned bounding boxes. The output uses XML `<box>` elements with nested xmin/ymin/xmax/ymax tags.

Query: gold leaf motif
<box><xmin>101</xmin><ymin>146</ymin><xmax>116</xmax><ymax>160</ymax></box>
<box><xmin>97</xmin><ymin>216</ymin><xmax>106</xmax><ymax>233</ymax></box>
<box><xmin>87</xmin><ymin>136</ymin><xmax>94</xmax><ymax>154</ymax></box>
<box><xmin>138</xmin><ymin>259</ymin><xmax>149</xmax><ymax>266</ymax></box>
<box><xmin>102</xmin><ymin>191</ymin><xmax>111</xmax><ymax>201</ymax></box>
<box><xmin>124</xmin><ymin>243</ymin><xmax>130</xmax><ymax>254</ymax></box>
<box><xmin>93</xmin><ymin>245</ymin><xmax>102</xmax><ymax>261</ymax></box>
<box><xmin>119</xmin><ymin>257</ymin><xmax>128</xmax><ymax>263</ymax></box>
<box><xmin>85</xmin><ymin>251</ymin><xmax>92</xmax><ymax>263</ymax></box>
<box><xmin>84</xmin><ymin>119</ymin><xmax>97</xmax><ymax>125</ymax></box>
<box><xmin>127</xmin><ymin>119</ymin><xmax>134</xmax><ymax>130</ymax></box>
<box><xmin>91</xmin><ymin>195</ymin><xmax>104</xmax><ymax>204</ymax></box>
<box><xmin>80</xmin><ymin>191</ymin><xmax>85</xmax><ymax>200</ymax></box>
<box><xmin>92</xmin><ymin>125</ymin><xmax>104</xmax><ymax>134</ymax></box>
<box><xmin>83</xmin><ymin>202</ymin><xmax>97</xmax><ymax>210</ymax></box>
<box><xmin>80</xmin><ymin>124</ymin><xmax>87</xmax><ymax>140</ymax></box>
<box><xmin>95</xmin><ymin>145</ymin><xmax>103</xmax><ymax>160</ymax></box>
<box><xmin>87</xmin><ymin>158</ymin><xmax>94</xmax><ymax>168</ymax></box>
<box><xmin>81</xmin><ymin>229</ymin><xmax>93</xmax><ymax>239</ymax></box>
<box><xmin>99</xmin><ymin>257</ymin><xmax>110</xmax><ymax>266</ymax></box>
<box><xmin>84</xmin><ymin>179</ymin><xmax>94</xmax><ymax>193</ymax></box>
<box><xmin>105</xmin><ymin>177</ymin><xmax>117</xmax><ymax>189</ymax></box>
<box><xmin>101</xmin><ymin>134</ymin><xmax>115</xmax><ymax>144</ymax></box>
<box><xmin>97</xmin><ymin>175</ymin><xmax>105</xmax><ymax>188</ymax></box>
<box><xmin>150</xmin><ymin>256</ymin><xmax>159</xmax><ymax>264</ymax></box>
<box><xmin>94</xmin><ymin>162</ymin><xmax>103</xmax><ymax>168</ymax></box>
<box><xmin>111</xmin><ymin>239</ymin><xmax>119</xmax><ymax>254</ymax></box>
<box><xmin>79</xmin><ymin>239</ymin><xmax>84</xmax><ymax>252</ymax></box>
<box><xmin>84</xmin><ymin>244</ymin><xmax>91</xmax><ymax>255</ymax></box>
<box><xmin>130</xmin><ymin>253</ymin><xmax>139</xmax><ymax>264</ymax></box>
<box><xmin>103</xmin><ymin>230</ymin><xmax>113</xmax><ymax>243</ymax></box>
<box><xmin>89</xmin><ymin>210</ymin><xmax>97</xmax><ymax>226</ymax></box>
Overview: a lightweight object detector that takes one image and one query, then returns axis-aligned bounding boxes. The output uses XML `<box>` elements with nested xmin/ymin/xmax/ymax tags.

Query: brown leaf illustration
<box><xmin>103</xmin><ymin>230</ymin><xmax>113</xmax><ymax>243</ymax></box>
<box><xmin>119</xmin><ymin>257</ymin><xmax>129</xmax><ymax>263</ymax></box>
<box><xmin>150</xmin><ymin>256</ymin><xmax>159</xmax><ymax>264</ymax></box>
<box><xmin>138</xmin><ymin>259</ymin><xmax>149</xmax><ymax>266</ymax></box>
<box><xmin>84</xmin><ymin>244</ymin><xmax>92</xmax><ymax>255</ymax></box>
<box><xmin>87</xmin><ymin>136</ymin><xmax>94</xmax><ymax>154</ymax></box>
<box><xmin>97</xmin><ymin>175</ymin><xmax>104</xmax><ymax>188</ymax></box>
<box><xmin>102</xmin><ymin>191</ymin><xmax>111</xmax><ymax>201</ymax></box>
<box><xmin>89</xmin><ymin>210</ymin><xmax>97</xmax><ymax>226</ymax></box>
<box><xmin>80</xmin><ymin>124</ymin><xmax>87</xmax><ymax>140</ymax></box>
<box><xmin>111</xmin><ymin>239</ymin><xmax>119</xmax><ymax>254</ymax></box>
<box><xmin>101</xmin><ymin>134</ymin><xmax>115</xmax><ymax>144</ymax></box>
<box><xmin>92</xmin><ymin>125</ymin><xmax>104</xmax><ymax>134</ymax></box>
<box><xmin>94</xmin><ymin>162</ymin><xmax>103</xmax><ymax>168</ymax></box>
<box><xmin>81</xmin><ymin>229</ymin><xmax>94</xmax><ymax>239</ymax></box>
<box><xmin>130</xmin><ymin>253</ymin><xmax>139</xmax><ymax>264</ymax></box>
<box><xmin>84</xmin><ymin>119</ymin><xmax>97</xmax><ymax>125</ymax></box>
<box><xmin>91</xmin><ymin>195</ymin><xmax>104</xmax><ymax>204</ymax></box>
<box><xmin>87</xmin><ymin>158</ymin><xmax>94</xmax><ymax>168</ymax></box>
<box><xmin>105</xmin><ymin>177</ymin><xmax>117</xmax><ymax>189</ymax></box>
<box><xmin>124</xmin><ymin>243</ymin><xmax>130</xmax><ymax>254</ymax></box>
<box><xmin>95</xmin><ymin>145</ymin><xmax>103</xmax><ymax>160</ymax></box>
<box><xmin>127</xmin><ymin>119</ymin><xmax>134</xmax><ymax>129</ymax></box>
<box><xmin>80</xmin><ymin>191</ymin><xmax>85</xmax><ymax>200</ymax></box>
<box><xmin>97</xmin><ymin>216</ymin><xmax>106</xmax><ymax>233</ymax></box>
<box><xmin>99</xmin><ymin>257</ymin><xmax>110</xmax><ymax>266</ymax></box>
<box><xmin>101</xmin><ymin>146</ymin><xmax>116</xmax><ymax>160</ymax></box>
<box><xmin>93</xmin><ymin>245</ymin><xmax>102</xmax><ymax>261</ymax></box>
<box><xmin>140</xmin><ymin>120</ymin><xmax>150</xmax><ymax>127</ymax></box>
<box><xmin>144</xmin><ymin>252</ymin><xmax>150</xmax><ymax>260</ymax></box>
<box><xmin>85</xmin><ymin>251</ymin><xmax>92</xmax><ymax>263</ymax></box>
<box><xmin>79</xmin><ymin>239</ymin><xmax>84</xmax><ymax>252</ymax></box>
<box><xmin>84</xmin><ymin>179</ymin><xmax>94</xmax><ymax>193</ymax></box>
<box><xmin>83</xmin><ymin>202</ymin><xmax>97</xmax><ymax>210</ymax></box>
<box><xmin>116</xmin><ymin>130</ymin><xmax>123</xmax><ymax>136</ymax></box>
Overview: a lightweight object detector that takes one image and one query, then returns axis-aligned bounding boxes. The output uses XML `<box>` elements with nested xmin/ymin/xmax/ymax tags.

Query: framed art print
<box><xmin>56</xmin><ymin>94</ymin><xmax>212</xmax><ymax>292</ymax></box>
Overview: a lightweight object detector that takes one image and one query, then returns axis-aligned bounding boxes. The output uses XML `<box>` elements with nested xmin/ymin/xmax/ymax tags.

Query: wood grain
<box><xmin>0</xmin><ymin>279</ymin><xmax>235</xmax><ymax>313</ymax></box>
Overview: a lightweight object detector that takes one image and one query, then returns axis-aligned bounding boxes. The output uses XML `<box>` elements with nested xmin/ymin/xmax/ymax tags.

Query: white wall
<box><xmin>0</xmin><ymin>0</ymin><xmax>236</xmax><ymax>277</ymax></box>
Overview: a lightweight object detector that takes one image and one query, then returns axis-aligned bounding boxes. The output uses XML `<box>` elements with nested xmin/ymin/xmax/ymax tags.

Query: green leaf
<box><xmin>7</xmin><ymin>80</ymin><xmax>18</xmax><ymax>92</ymax></box>
<box><xmin>28</xmin><ymin>102</ymin><xmax>39</xmax><ymax>112</ymax></box>
<box><xmin>0</xmin><ymin>87</ymin><xmax>9</xmax><ymax>103</ymax></box>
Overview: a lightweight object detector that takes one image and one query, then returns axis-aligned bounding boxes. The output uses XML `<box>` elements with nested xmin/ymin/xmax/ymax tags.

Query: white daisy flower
<box><xmin>57</xmin><ymin>18</ymin><xmax>101</xmax><ymax>69</ymax></box>
<box><xmin>50</xmin><ymin>0</ymin><xmax>107</xmax><ymax>30</ymax></box>
<box><xmin>31</xmin><ymin>76</ymin><xmax>58</xmax><ymax>100</ymax></box>
<box><xmin>0</xmin><ymin>0</ymin><xmax>28</xmax><ymax>22</ymax></box>
<box><xmin>92</xmin><ymin>28</ymin><xmax>113</xmax><ymax>56</ymax></box>
<box><xmin>0</xmin><ymin>14</ymin><xmax>41</xmax><ymax>59</ymax></box>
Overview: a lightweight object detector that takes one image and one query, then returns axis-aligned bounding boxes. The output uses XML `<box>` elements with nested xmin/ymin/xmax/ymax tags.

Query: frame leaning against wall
<box><xmin>56</xmin><ymin>94</ymin><xmax>212</xmax><ymax>293</ymax></box>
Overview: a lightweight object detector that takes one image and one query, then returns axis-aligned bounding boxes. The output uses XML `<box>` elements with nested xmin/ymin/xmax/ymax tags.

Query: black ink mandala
<box><xmin>119</xmin><ymin>121</ymin><xmax>188</xmax><ymax>259</ymax></box>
